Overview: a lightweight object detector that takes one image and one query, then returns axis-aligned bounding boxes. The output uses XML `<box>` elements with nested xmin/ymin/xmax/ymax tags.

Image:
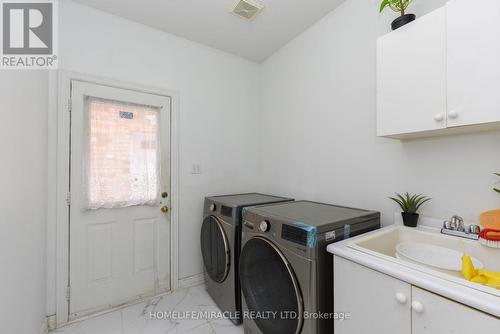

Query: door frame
<box><xmin>48</xmin><ymin>71</ymin><xmax>180</xmax><ymax>327</ymax></box>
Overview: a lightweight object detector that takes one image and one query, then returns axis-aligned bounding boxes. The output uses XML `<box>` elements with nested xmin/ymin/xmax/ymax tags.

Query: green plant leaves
<box><xmin>389</xmin><ymin>192</ymin><xmax>431</xmax><ymax>214</ymax></box>
<box><xmin>379</xmin><ymin>0</ymin><xmax>390</xmax><ymax>12</ymax></box>
<box><xmin>389</xmin><ymin>196</ymin><xmax>406</xmax><ymax>211</ymax></box>
<box><xmin>379</xmin><ymin>0</ymin><xmax>414</xmax><ymax>14</ymax></box>
<box><xmin>495</xmin><ymin>173</ymin><xmax>500</xmax><ymax>193</ymax></box>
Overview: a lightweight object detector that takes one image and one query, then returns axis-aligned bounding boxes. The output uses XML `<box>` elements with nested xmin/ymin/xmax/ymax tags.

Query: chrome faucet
<box><xmin>441</xmin><ymin>215</ymin><xmax>480</xmax><ymax>240</ymax></box>
<box><xmin>451</xmin><ymin>215</ymin><xmax>465</xmax><ymax>232</ymax></box>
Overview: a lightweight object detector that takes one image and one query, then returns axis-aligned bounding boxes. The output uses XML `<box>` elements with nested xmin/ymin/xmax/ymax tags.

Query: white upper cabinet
<box><xmin>447</xmin><ymin>0</ymin><xmax>500</xmax><ymax>127</ymax></box>
<box><xmin>377</xmin><ymin>8</ymin><xmax>447</xmax><ymax>137</ymax></box>
<box><xmin>377</xmin><ymin>0</ymin><xmax>500</xmax><ymax>138</ymax></box>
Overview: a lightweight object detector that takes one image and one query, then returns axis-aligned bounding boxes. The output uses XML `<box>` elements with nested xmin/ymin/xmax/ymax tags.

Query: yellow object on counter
<box><xmin>462</xmin><ymin>255</ymin><xmax>500</xmax><ymax>289</ymax></box>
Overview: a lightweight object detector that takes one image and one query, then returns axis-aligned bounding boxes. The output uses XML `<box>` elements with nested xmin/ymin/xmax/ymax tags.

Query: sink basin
<box><xmin>347</xmin><ymin>225</ymin><xmax>500</xmax><ymax>295</ymax></box>
<box><xmin>395</xmin><ymin>242</ymin><xmax>484</xmax><ymax>272</ymax></box>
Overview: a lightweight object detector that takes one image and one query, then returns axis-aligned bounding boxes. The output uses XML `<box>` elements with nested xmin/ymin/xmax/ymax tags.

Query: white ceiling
<box><xmin>72</xmin><ymin>0</ymin><xmax>345</xmax><ymax>62</ymax></box>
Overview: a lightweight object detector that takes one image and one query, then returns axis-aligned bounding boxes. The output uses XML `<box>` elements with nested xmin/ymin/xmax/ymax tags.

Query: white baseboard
<box><xmin>47</xmin><ymin>314</ymin><xmax>56</xmax><ymax>331</ymax></box>
<box><xmin>177</xmin><ymin>273</ymin><xmax>205</xmax><ymax>290</ymax></box>
<box><xmin>40</xmin><ymin>318</ymin><xmax>48</xmax><ymax>334</ymax></box>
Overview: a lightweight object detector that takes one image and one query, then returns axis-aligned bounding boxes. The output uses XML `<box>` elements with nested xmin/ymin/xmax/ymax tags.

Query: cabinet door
<box><xmin>412</xmin><ymin>286</ymin><xmax>500</xmax><ymax>334</ymax></box>
<box><xmin>334</xmin><ymin>256</ymin><xmax>411</xmax><ymax>334</ymax></box>
<box><xmin>377</xmin><ymin>8</ymin><xmax>447</xmax><ymax>137</ymax></box>
<box><xmin>447</xmin><ymin>0</ymin><xmax>500</xmax><ymax>127</ymax></box>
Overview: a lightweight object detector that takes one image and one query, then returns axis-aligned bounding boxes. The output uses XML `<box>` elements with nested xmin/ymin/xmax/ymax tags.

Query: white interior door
<box><xmin>69</xmin><ymin>80</ymin><xmax>171</xmax><ymax>319</ymax></box>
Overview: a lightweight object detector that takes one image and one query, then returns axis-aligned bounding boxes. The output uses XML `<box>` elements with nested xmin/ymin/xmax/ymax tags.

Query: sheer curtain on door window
<box><xmin>83</xmin><ymin>97</ymin><xmax>161</xmax><ymax>210</ymax></box>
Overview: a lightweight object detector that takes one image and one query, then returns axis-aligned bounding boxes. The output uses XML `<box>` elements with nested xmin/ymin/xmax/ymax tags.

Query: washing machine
<box><xmin>239</xmin><ymin>201</ymin><xmax>380</xmax><ymax>333</ymax></box>
<box><xmin>200</xmin><ymin>193</ymin><xmax>294</xmax><ymax>324</ymax></box>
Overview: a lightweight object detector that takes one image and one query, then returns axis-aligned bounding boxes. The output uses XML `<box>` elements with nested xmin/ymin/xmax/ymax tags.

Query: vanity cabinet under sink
<box><xmin>334</xmin><ymin>256</ymin><xmax>499</xmax><ymax>334</ymax></box>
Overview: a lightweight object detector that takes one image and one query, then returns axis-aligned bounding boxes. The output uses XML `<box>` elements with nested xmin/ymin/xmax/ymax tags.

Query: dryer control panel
<box><xmin>220</xmin><ymin>205</ymin><xmax>233</xmax><ymax>217</ymax></box>
<box><xmin>281</xmin><ymin>224</ymin><xmax>308</xmax><ymax>246</ymax></box>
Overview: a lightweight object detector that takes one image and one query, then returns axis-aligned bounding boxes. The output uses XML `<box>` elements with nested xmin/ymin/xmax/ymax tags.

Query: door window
<box><xmin>84</xmin><ymin>97</ymin><xmax>161</xmax><ymax>209</ymax></box>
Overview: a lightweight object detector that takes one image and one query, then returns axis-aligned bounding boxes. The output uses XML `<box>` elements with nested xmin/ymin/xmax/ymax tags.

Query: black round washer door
<box><xmin>239</xmin><ymin>237</ymin><xmax>303</xmax><ymax>334</ymax></box>
<box><xmin>200</xmin><ymin>216</ymin><xmax>230</xmax><ymax>283</ymax></box>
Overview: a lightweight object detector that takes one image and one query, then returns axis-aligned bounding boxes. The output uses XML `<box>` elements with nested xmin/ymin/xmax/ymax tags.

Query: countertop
<box><xmin>327</xmin><ymin>224</ymin><xmax>500</xmax><ymax>318</ymax></box>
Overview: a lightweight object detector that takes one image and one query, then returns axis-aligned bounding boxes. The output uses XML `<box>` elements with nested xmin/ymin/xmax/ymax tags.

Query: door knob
<box><xmin>161</xmin><ymin>206</ymin><xmax>169</xmax><ymax>213</ymax></box>
<box><xmin>161</xmin><ymin>192</ymin><xmax>168</xmax><ymax>198</ymax></box>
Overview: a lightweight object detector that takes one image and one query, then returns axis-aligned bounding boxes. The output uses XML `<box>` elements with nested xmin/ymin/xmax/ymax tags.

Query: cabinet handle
<box><xmin>411</xmin><ymin>301</ymin><xmax>424</xmax><ymax>314</ymax></box>
<box><xmin>434</xmin><ymin>114</ymin><xmax>444</xmax><ymax>122</ymax></box>
<box><xmin>448</xmin><ymin>110</ymin><xmax>459</xmax><ymax>119</ymax></box>
<box><xmin>395</xmin><ymin>293</ymin><xmax>407</xmax><ymax>305</ymax></box>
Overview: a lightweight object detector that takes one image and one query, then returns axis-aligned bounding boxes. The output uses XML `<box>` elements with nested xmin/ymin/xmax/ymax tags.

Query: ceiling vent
<box><xmin>232</xmin><ymin>0</ymin><xmax>264</xmax><ymax>20</ymax></box>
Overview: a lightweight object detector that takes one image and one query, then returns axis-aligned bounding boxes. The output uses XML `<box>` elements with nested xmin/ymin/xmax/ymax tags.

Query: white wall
<box><xmin>0</xmin><ymin>72</ymin><xmax>48</xmax><ymax>333</ymax></box>
<box><xmin>56</xmin><ymin>0</ymin><xmax>258</xmax><ymax>290</ymax></box>
<box><xmin>259</xmin><ymin>0</ymin><xmax>500</xmax><ymax>226</ymax></box>
<box><xmin>5</xmin><ymin>0</ymin><xmax>500</xmax><ymax>329</ymax></box>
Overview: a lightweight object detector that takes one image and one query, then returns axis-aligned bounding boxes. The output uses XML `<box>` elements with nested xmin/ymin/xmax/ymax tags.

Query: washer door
<box><xmin>239</xmin><ymin>237</ymin><xmax>303</xmax><ymax>334</ymax></box>
<box><xmin>200</xmin><ymin>215</ymin><xmax>230</xmax><ymax>283</ymax></box>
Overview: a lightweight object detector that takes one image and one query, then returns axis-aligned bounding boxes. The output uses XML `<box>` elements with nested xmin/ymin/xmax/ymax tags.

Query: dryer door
<box><xmin>200</xmin><ymin>216</ymin><xmax>230</xmax><ymax>283</ymax></box>
<box><xmin>239</xmin><ymin>237</ymin><xmax>303</xmax><ymax>334</ymax></box>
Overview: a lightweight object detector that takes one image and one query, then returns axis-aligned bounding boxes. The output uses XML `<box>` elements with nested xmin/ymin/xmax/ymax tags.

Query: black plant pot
<box><xmin>391</xmin><ymin>14</ymin><xmax>416</xmax><ymax>30</ymax></box>
<box><xmin>401</xmin><ymin>212</ymin><xmax>419</xmax><ymax>227</ymax></box>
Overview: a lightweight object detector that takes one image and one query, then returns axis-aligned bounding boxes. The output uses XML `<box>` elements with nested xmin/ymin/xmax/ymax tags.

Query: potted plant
<box><xmin>389</xmin><ymin>192</ymin><xmax>431</xmax><ymax>227</ymax></box>
<box><xmin>494</xmin><ymin>173</ymin><xmax>500</xmax><ymax>193</ymax></box>
<box><xmin>380</xmin><ymin>0</ymin><xmax>416</xmax><ymax>30</ymax></box>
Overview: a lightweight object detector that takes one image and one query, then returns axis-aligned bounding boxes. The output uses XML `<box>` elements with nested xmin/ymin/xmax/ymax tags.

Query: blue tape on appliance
<box><xmin>344</xmin><ymin>224</ymin><xmax>351</xmax><ymax>240</ymax></box>
<box><xmin>239</xmin><ymin>208</ymin><xmax>247</xmax><ymax>225</ymax></box>
<box><xmin>293</xmin><ymin>222</ymin><xmax>317</xmax><ymax>248</ymax></box>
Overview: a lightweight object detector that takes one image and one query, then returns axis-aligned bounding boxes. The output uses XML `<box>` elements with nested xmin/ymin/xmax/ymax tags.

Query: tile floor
<box><xmin>51</xmin><ymin>284</ymin><xmax>244</xmax><ymax>334</ymax></box>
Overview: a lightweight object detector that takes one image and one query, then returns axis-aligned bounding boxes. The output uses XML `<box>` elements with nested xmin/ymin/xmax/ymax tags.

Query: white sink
<box><xmin>395</xmin><ymin>242</ymin><xmax>484</xmax><ymax>272</ymax></box>
<box><xmin>347</xmin><ymin>225</ymin><xmax>500</xmax><ymax>296</ymax></box>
